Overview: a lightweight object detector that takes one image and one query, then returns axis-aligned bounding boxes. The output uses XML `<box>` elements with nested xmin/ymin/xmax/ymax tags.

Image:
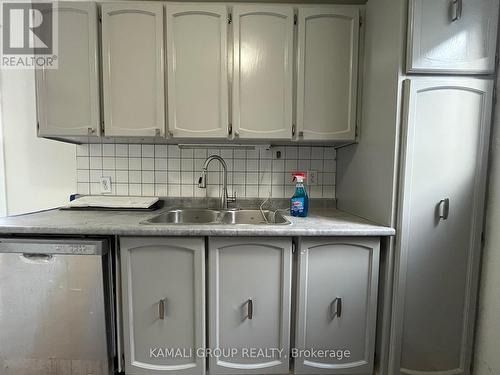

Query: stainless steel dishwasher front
<box><xmin>0</xmin><ymin>237</ymin><xmax>114</xmax><ymax>375</ymax></box>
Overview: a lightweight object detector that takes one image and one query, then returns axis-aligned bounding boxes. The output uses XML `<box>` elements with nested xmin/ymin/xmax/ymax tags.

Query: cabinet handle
<box><xmin>247</xmin><ymin>299</ymin><xmax>253</xmax><ymax>320</ymax></box>
<box><xmin>438</xmin><ymin>198</ymin><xmax>450</xmax><ymax>220</ymax></box>
<box><xmin>331</xmin><ymin>297</ymin><xmax>342</xmax><ymax>319</ymax></box>
<box><xmin>450</xmin><ymin>0</ymin><xmax>462</xmax><ymax>22</ymax></box>
<box><xmin>158</xmin><ymin>298</ymin><xmax>166</xmax><ymax>320</ymax></box>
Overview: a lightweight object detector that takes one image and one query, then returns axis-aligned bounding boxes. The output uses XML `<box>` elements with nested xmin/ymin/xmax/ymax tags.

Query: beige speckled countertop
<box><xmin>0</xmin><ymin>199</ymin><xmax>395</xmax><ymax>237</ymax></box>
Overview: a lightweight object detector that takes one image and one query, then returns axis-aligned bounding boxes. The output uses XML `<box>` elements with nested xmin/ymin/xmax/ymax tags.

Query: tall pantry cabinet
<box><xmin>389</xmin><ymin>1</ymin><xmax>499</xmax><ymax>375</ymax></box>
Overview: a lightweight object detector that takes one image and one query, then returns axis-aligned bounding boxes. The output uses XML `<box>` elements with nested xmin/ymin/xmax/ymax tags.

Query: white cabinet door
<box><xmin>296</xmin><ymin>7</ymin><xmax>359</xmax><ymax>141</ymax></box>
<box><xmin>391</xmin><ymin>78</ymin><xmax>493</xmax><ymax>375</ymax></box>
<box><xmin>407</xmin><ymin>0</ymin><xmax>499</xmax><ymax>74</ymax></box>
<box><xmin>166</xmin><ymin>3</ymin><xmax>229</xmax><ymax>138</ymax></box>
<box><xmin>36</xmin><ymin>2</ymin><xmax>100</xmax><ymax>137</ymax></box>
<box><xmin>120</xmin><ymin>237</ymin><xmax>205</xmax><ymax>375</ymax></box>
<box><xmin>232</xmin><ymin>5</ymin><xmax>294</xmax><ymax>140</ymax></box>
<box><xmin>101</xmin><ymin>2</ymin><xmax>165</xmax><ymax>137</ymax></box>
<box><xmin>295</xmin><ymin>237</ymin><xmax>380</xmax><ymax>375</ymax></box>
<box><xmin>208</xmin><ymin>237</ymin><xmax>292</xmax><ymax>374</ymax></box>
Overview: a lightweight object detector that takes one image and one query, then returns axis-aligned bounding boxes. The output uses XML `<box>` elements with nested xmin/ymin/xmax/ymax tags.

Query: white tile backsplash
<box><xmin>75</xmin><ymin>144</ymin><xmax>337</xmax><ymax>198</ymax></box>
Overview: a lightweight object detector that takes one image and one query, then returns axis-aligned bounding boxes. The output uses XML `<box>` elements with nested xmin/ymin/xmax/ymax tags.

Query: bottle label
<box><xmin>291</xmin><ymin>197</ymin><xmax>305</xmax><ymax>214</ymax></box>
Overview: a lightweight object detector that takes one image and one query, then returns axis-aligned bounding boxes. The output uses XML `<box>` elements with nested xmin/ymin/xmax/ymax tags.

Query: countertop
<box><xmin>0</xmin><ymin>203</ymin><xmax>395</xmax><ymax>237</ymax></box>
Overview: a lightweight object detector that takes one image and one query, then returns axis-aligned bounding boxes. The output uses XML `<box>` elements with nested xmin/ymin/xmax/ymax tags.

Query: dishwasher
<box><xmin>0</xmin><ymin>237</ymin><xmax>115</xmax><ymax>375</ymax></box>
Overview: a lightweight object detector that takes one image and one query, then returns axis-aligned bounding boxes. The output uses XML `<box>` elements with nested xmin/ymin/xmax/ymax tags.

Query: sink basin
<box><xmin>142</xmin><ymin>208</ymin><xmax>290</xmax><ymax>225</ymax></box>
<box><xmin>144</xmin><ymin>209</ymin><xmax>220</xmax><ymax>224</ymax></box>
<box><xmin>221</xmin><ymin>210</ymin><xmax>289</xmax><ymax>225</ymax></box>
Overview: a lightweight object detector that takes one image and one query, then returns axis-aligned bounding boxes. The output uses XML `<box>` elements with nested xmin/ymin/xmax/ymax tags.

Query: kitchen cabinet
<box><xmin>391</xmin><ymin>78</ymin><xmax>493</xmax><ymax>375</ymax></box>
<box><xmin>120</xmin><ymin>237</ymin><xmax>205</xmax><ymax>375</ymax></box>
<box><xmin>407</xmin><ymin>0</ymin><xmax>499</xmax><ymax>74</ymax></box>
<box><xmin>296</xmin><ymin>7</ymin><xmax>359</xmax><ymax>141</ymax></box>
<box><xmin>294</xmin><ymin>237</ymin><xmax>380</xmax><ymax>375</ymax></box>
<box><xmin>166</xmin><ymin>3</ymin><xmax>229</xmax><ymax>138</ymax></box>
<box><xmin>101</xmin><ymin>2</ymin><xmax>165</xmax><ymax>137</ymax></box>
<box><xmin>208</xmin><ymin>237</ymin><xmax>292</xmax><ymax>374</ymax></box>
<box><xmin>232</xmin><ymin>5</ymin><xmax>294</xmax><ymax>140</ymax></box>
<box><xmin>36</xmin><ymin>2</ymin><xmax>100</xmax><ymax>137</ymax></box>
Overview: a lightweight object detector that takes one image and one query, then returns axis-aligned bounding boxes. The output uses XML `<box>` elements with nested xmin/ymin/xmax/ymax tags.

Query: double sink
<box><xmin>143</xmin><ymin>208</ymin><xmax>290</xmax><ymax>225</ymax></box>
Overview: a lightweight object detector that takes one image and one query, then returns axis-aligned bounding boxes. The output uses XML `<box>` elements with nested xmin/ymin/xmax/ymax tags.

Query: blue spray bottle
<box><xmin>290</xmin><ymin>172</ymin><xmax>308</xmax><ymax>217</ymax></box>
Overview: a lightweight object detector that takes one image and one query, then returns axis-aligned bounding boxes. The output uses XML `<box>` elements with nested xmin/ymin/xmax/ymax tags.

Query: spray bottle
<box><xmin>290</xmin><ymin>172</ymin><xmax>308</xmax><ymax>217</ymax></box>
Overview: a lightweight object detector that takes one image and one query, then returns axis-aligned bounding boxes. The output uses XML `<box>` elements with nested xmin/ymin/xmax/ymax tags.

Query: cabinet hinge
<box><xmin>292</xmin><ymin>242</ymin><xmax>296</xmax><ymax>254</ymax></box>
<box><xmin>101</xmin><ymin>122</ymin><xmax>105</xmax><ymax>134</ymax></box>
<box><xmin>228</xmin><ymin>123</ymin><xmax>233</xmax><ymax>135</ymax></box>
<box><xmin>36</xmin><ymin>121</ymin><xmax>40</xmax><ymax>131</ymax></box>
<box><xmin>292</xmin><ymin>124</ymin><xmax>296</xmax><ymax>137</ymax></box>
<box><xmin>228</xmin><ymin>13</ymin><xmax>232</xmax><ymax>24</ymax></box>
<box><xmin>294</xmin><ymin>14</ymin><xmax>297</xmax><ymax>25</ymax></box>
<box><xmin>359</xmin><ymin>15</ymin><xmax>363</xmax><ymax>27</ymax></box>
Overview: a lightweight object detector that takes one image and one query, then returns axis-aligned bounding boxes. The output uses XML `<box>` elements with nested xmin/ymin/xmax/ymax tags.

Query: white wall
<box><xmin>0</xmin><ymin>69</ymin><xmax>76</xmax><ymax>216</ymax></box>
<box><xmin>335</xmin><ymin>0</ymin><xmax>405</xmax><ymax>227</ymax></box>
<box><xmin>474</xmin><ymin>78</ymin><xmax>500</xmax><ymax>375</ymax></box>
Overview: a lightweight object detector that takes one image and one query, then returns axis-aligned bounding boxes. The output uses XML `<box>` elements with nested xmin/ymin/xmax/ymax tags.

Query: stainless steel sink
<box><xmin>221</xmin><ymin>210</ymin><xmax>289</xmax><ymax>225</ymax></box>
<box><xmin>142</xmin><ymin>208</ymin><xmax>290</xmax><ymax>225</ymax></box>
<box><xmin>144</xmin><ymin>209</ymin><xmax>220</xmax><ymax>224</ymax></box>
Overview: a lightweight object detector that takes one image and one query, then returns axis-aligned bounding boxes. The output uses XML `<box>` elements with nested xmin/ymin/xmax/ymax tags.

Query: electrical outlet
<box><xmin>100</xmin><ymin>176</ymin><xmax>112</xmax><ymax>194</ymax></box>
<box><xmin>307</xmin><ymin>170</ymin><xmax>318</xmax><ymax>186</ymax></box>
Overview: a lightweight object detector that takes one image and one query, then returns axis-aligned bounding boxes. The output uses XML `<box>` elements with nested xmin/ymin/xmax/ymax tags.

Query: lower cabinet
<box><xmin>119</xmin><ymin>236</ymin><xmax>380</xmax><ymax>375</ymax></box>
<box><xmin>120</xmin><ymin>237</ymin><xmax>205</xmax><ymax>375</ymax></box>
<box><xmin>294</xmin><ymin>237</ymin><xmax>380</xmax><ymax>375</ymax></box>
<box><xmin>208</xmin><ymin>237</ymin><xmax>293</xmax><ymax>374</ymax></box>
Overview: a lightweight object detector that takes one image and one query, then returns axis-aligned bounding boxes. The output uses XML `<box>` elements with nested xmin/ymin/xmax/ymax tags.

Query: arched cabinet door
<box><xmin>101</xmin><ymin>3</ymin><xmax>165</xmax><ymax>137</ymax></box>
<box><xmin>36</xmin><ymin>2</ymin><xmax>100</xmax><ymax>137</ymax></box>
<box><xmin>295</xmin><ymin>237</ymin><xmax>380</xmax><ymax>375</ymax></box>
<box><xmin>208</xmin><ymin>237</ymin><xmax>292</xmax><ymax>374</ymax></box>
<box><xmin>296</xmin><ymin>7</ymin><xmax>359</xmax><ymax>141</ymax></box>
<box><xmin>391</xmin><ymin>78</ymin><xmax>493</xmax><ymax>375</ymax></box>
<box><xmin>120</xmin><ymin>237</ymin><xmax>205</xmax><ymax>375</ymax></box>
<box><xmin>407</xmin><ymin>0</ymin><xmax>499</xmax><ymax>74</ymax></box>
<box><xmin>166</xmin><ymin>4</ymin><xmax>229</xmax><ymax>139</ymax></box>
<box><xmin>232</xmin><ymin>5</ymin><xmax>294</xmax><ymax>140</ymax></box>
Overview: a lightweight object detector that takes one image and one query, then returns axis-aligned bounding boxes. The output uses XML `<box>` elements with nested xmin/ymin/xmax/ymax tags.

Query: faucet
<box><xmin>198</xmin><ymin>155</ymin><xmax>236</xmax><ymax>209</ymax></box>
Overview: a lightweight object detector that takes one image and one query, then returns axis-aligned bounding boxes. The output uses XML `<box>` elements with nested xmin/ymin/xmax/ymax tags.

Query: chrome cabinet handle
<box><xmin>158</xmin><ymin>298</ymin><xmax>166</xmax><ymax>320</ymax></box>
<box><xmin>336</xmin><ymin>297</ymin><xmax>342</xmax><ymax>318</ymax></box>
<box><xmin>439</xmin><ymin>198</ymin><xmax>450</xmax><ymax>220</ymax></box>
<box><xmin>331</xmin><ymin>297</ymin><xmax>342</xmax><ymax>319</ymax></box>
<box><xmin>450</xmin><ymin>0</ymin><xmax>462</xmax><ymax>22</ymax></box>
<box><xmin>247</xmin><ymin>299</ymin><xmax>253</xmax><ymax>320</ymax></box>
<box><xmin>22</xmin><ymin>253</ymin><xmax>53</xmax><ymax>261</ymax></box>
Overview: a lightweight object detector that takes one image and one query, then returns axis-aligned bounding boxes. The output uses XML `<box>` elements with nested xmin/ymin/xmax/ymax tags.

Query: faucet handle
<box><xmin>228</xmin><ymin>191</ymin><xmax>237</xmax><ymax>203</ymax></box>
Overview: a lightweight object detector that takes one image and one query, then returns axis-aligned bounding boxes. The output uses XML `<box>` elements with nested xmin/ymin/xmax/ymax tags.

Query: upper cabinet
<box><xmin>36</xmin><ymin>2</ymin><xmax>100</xmax><ymax>137</ymax></box>
<box><xmin>37</xmin><ymin>2</ymin><xmax>363</xmax><ymax>144</ymax></box>
<box><xmin>166</xmin><ymin>4</ymin><xmax>229</xmax><ymax>138</ymax></box>
<box><xmin>296</xmin><ymin>7</ymin><xmax>359</xmax><ymax>141</ymax></box>
<box><xmin>232</xmin><ymin>5</ymin><xmax>294</xmax><ymax>140</ymax></box>
<box><xmin>407</xmin><ymin>0</ymin><xmax>499</xmax><ymax>74</ymax></box>
<box><xmin>101</xmin><ymin>2</ymin><xmax>165</xmax><ymax>137</ymax></box>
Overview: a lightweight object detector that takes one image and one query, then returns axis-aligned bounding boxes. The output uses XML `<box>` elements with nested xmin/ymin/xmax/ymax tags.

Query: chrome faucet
<box><xmin>198</xmin><ymin>155</ymin><xmax>236</xmax><ymax>209</ymax></box>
